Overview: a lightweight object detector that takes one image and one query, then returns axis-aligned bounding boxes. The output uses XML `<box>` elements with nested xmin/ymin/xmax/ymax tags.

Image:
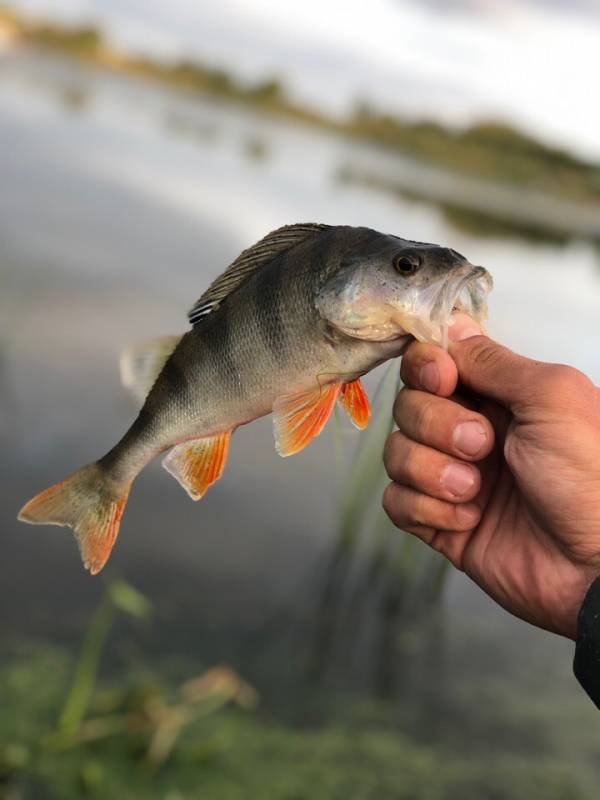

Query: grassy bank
<box><xmin>1</xmin><ymin>579</ymin><xmax>598</xmax><ymax>800</ymax></box>
<box><xmin>2</xmin><ymin>644</ymin><xmax>597</xmax><ymax>800</ymax></box>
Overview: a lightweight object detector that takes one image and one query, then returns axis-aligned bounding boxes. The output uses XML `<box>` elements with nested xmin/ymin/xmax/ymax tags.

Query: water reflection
<box><xmin>0</xmin><ymin>49</ymin><xmax>599</xmax><ymax>722</ymax></box>
<box><xmin>163</xmin><ymin>109</ymin><xmax>221</xmax><ymax>145</ymax></box>
<box><xmin>242</xmin><ymin>134</ymin><xmax>269</xmax><ymax>161</ymax></box>
<box><xmin>59</xmin><ymin>83</ymin><xmax>91</xmax><ymax>113</ymax></box>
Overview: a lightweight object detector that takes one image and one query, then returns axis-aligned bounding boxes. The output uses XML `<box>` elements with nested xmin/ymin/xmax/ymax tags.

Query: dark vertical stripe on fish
<box><xmin>255</xmin><ymin>252</ymin><xmax>287</xmax><ymax>363</ymax></box>
<box><xmin>200</xmin><ymin>305</ymin><xmax>243</xmax><ymax>392</ymax></box>
<box><xmin>309</xmin><ymin>225</ymin><xmax>339</xmax><ymax>293</ymax></box>
<box><xmin>156</xmin><ymin>350</ymin><xmax>189</xmax><ymax>407</ymax></box>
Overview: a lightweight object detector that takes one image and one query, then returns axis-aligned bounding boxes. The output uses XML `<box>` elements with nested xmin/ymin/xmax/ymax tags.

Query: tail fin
<box><xmin>18</xmin><ymin>463</ymin><xmax>131</xmax><ymax>575</ymax></box>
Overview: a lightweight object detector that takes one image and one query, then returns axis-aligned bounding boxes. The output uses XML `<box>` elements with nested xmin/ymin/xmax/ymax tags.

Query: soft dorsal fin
<box><xmin>119</xmin><ymin>335</ymin><xmax>182</xmax><ymax>405</ymax></box>
<box><xmin>188</xmin><ymin>223</ymin><xmax>331</xmax><ymax>326</ymax></box>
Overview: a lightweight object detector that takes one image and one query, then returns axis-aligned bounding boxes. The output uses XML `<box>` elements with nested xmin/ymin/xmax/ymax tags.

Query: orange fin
<box><xmin>18</xmin><ymin>463</ymin><xmax>130</xmax><ymax>575</ymax></box>
<box><xmin>162</xmin><ymin>431</ymin><xmax>231</xmax><ymax>500</ymax></box>
<box><xmin>339</xmin><ymin>378</ymin><xmax>370</xmax><ymax>430</ymax></box>
<box><xmin>273</xmin><ymin>383</ymin><xmax>341</xmax><ymax>457</ymax></box>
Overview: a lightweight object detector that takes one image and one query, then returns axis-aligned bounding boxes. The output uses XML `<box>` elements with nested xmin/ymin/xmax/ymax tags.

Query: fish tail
<box><xmin>18</xmin><ymin>462</ymin><xmax>131</xmax><ymax>575</ymax></box>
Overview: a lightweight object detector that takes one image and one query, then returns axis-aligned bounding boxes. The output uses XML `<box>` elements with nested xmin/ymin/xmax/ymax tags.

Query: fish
<box><xmin>18</xmin><ymin>223</ymin><xmax>493</xmax><ymax>574</ymax></box>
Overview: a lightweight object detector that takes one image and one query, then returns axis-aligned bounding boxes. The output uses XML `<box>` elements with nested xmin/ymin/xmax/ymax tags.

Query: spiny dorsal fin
<box><xmin>188</xmin><ymin>223</ymin><xmax>331</xmax><ymax>326</ymax></box>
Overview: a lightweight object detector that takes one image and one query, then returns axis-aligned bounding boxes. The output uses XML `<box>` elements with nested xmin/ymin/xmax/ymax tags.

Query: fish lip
<box><xmin>399</xmin><ymin>264</ymin><xmax>493</xmax><ymax>349</ymax></box>
<box><xmin>433</xmin><ymin>265</ymin><xmax>492</xmax><ymax>321</ymax></box>
<box><xmin>321</xmin><ymin>264</ymin><xmax>492</xmax><ymax>349</ymax></box>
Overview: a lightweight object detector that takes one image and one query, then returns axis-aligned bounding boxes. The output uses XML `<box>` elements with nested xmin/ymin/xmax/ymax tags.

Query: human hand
<box><xmin>383</xmin><ymin>315</ymin><xmax>600</xmax><ymax>640</ymax></box>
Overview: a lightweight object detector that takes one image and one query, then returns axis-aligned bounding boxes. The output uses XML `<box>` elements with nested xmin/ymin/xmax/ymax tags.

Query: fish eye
<box><xmin>393</xmin><ymin>254</ymin><xmax>421</xmax><ymax>276</ymax></box>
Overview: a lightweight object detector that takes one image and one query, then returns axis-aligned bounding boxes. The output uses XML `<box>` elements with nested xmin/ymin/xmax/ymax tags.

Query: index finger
<box><xmin>400</xmin><ymin>342</ymin><xmax>458</xmax><ymax>397</ymax></box>
<box><xmin>400</xmin><ymin>314</ymin><xmax>484</xmax><ymax>397</ymax></box>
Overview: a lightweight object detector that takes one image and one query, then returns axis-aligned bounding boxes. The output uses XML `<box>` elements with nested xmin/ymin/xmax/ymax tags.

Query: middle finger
<box><xmin>384</xmin><ymin>430</ymin><xmax>481</xmax><ymax>503</ymax></box>
<box><xmin>393</xmin><ymin>388</ymin><xmax>495</xmax><ymax>460</ymax></box>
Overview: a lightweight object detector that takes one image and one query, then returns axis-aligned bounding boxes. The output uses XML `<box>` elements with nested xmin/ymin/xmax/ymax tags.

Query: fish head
<box><xmin>315</xmin><ymin>235</ymin><xmax>493</xmax><ymax>349</ymax></box>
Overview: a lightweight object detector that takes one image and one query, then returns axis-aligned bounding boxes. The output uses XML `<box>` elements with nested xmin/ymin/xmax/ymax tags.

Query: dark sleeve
<box><xmin>574</xmin><ymin>575</ymin><xmax>600</xmax><ymax>709</ymax></box>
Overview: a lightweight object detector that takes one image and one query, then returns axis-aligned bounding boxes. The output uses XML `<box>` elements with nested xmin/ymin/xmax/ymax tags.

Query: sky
<box><xmin>11</xmin><ymin>0</ymin><xmax>600</xmax><ymax>161</ymax></box>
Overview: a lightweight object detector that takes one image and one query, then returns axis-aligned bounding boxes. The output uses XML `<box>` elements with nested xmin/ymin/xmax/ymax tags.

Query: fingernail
<box><xmin>456</xmin><ymin>503</ymin><xmax>480</xmax><ymax>527</ymax></box>
<box><xmin>442</xmin><ymin>463</ymin><xmax>475</xmax><ymax>497</ymax></box>
<box><xmin>419</xmin><ymin>362</ymin><xmax>440</xmax><ymax>393</ymax></box>
<box><xmin>453</xmin><ymin>421</ymin><xmax>487</xmax><ymax>456</ymax></box>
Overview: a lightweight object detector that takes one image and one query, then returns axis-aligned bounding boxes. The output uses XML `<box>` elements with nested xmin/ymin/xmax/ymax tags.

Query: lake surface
<box><xmin>1</xmin><ymin>49</ymin><xmax>599</xmax><ymax>722</ymax></box>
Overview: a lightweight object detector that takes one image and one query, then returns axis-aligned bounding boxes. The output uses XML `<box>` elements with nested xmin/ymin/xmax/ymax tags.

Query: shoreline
<box><xmin>1</xmin><ymin>4</ymin><xmax>599</xmax><ymax>246</ymax></box>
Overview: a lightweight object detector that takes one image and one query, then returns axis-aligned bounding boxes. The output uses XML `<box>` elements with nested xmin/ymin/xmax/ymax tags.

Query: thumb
<box><xmin>448</xmin><ymin>333</ymin><xmax>542</xmax><ymax>409</ymax></box>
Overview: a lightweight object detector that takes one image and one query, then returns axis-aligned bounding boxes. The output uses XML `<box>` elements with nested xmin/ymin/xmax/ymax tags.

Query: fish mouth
<box><xmin>399</xmin><ymin>265</ymin><xmax>493</xmax><ymax>349</ymax></box>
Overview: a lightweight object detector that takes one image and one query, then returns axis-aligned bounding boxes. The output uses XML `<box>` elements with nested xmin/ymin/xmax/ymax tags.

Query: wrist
<box><xmin>555</xmin><ymin>571</ymin><xmax>599</xmax><ymax>641</ymax></box>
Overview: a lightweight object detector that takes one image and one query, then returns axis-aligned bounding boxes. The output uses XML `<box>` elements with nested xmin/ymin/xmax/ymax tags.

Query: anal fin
<box><xmin>339</xmin><ymin>379</ymin><xmax>370</xmax><ymax>430</ymax></box>
<box><xmin>162</xmin><ymin>432</ymin><xmax>231</xmax><ymax>500</ymax></box>
<box><xmin>273</xmin><ymin>383</ymin><xmax>341</xmax><ymax>457</ymax></box>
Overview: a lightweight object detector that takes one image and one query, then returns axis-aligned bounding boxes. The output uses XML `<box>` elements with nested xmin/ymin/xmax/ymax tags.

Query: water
<box><xmin>1</xmin><ymin>50</ymin><xmax>599</xmax><ymax>719</ymax></box>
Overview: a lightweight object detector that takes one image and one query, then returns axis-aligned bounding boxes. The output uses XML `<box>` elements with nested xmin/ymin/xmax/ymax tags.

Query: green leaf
<box><xmin>108</xmin><ymin>578</ymin><xmax>152</xmax><ymax>619</ymax></box>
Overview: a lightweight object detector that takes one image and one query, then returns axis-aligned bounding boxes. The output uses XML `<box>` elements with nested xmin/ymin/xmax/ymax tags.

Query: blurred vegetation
<box><xmin>346</xmin><ymin>106</ymin><xmax>600</xmax><ymax>204</ymax></box>
<box><xmin>439</xmin><ymin>203</ymin><xmax>569</xmax><ymax>244</ymax></box>
<box><xmin>1</xmin><ymin>662</ymin><xmax>595</xmax><ymax>800</ymax></box>
<box><xmin>3</xmin><ymin>580</ymin><xmax>600</xmax><ymax>800</ymax></box>
<box><xmin>2</xmin><ymin>3</ymin><xmax>600</xmax><ymax>223</ymax></box>
<box><xmin>336</xmin><ymin>167</ymin><xmax>578</xmax><ymax>245</ymax></box>
<box><xmin>308</xmin><ymin>366</ymin><xmax>449</xmax><ymax>696</ymax></box>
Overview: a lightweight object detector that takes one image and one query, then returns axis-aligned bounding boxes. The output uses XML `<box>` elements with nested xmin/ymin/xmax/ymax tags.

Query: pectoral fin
<box><xmin>338</xmin><ymin>379</ymin><xmax>370</xmax><ymax>430</ymax></box>
<box><xmin>273</xmin><ymin>383</ymin><xmax>341</xmax><ymax>457</ymax></box>
<box><xmin>162</xmin><ymin>432</ymin><xmax>231</xmax><ymax>500</ymax></box>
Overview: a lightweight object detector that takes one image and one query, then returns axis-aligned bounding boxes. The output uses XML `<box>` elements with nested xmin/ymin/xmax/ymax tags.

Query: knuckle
<box><xmin>392</xmin><ymin>387</ymin><xmax>410</xmax><ymax>423</ymax></box>
<box><xmin>469</xmin><ymin>340</ymin><xmax>509</xmax><ymax>374</ymax></box>
<box><xmin>383</xmin><ymin>484</ymin><xmax>409</xmax><ymax>530</ymax></box>
<box><xmin>383</xmin><ymin>483</ymin><xmax>428</xmax><ymax>530</ymax></box>
<box><xmin>400</xmin><ymin>438</ymin><xmax>420</xmax><ymax>481</ymax></box>
<box><xmin>382</xmin><ymin>483</ymin><xmax>397</xmax><ymax>519</ymax></box>
<box><xmin>411</xmin><ymin>491</ymin><xmax>429</xmax><ymax>527</ymax></box>
<box><xmin>541</xmin><ymin>364</ymin><xmax>591</xmax><ymax>397</ymax></box>
<box><xmin>399</xmin><ymin>363</ymin><xmax>418</xmax><ymax>391</ymax></box>
<box><xmin>503</xmin><ymin>434</ymin><xmax>513</xmax><ymax>467</ymax></box>
<box><xmin>400</xmin><ymin>343</ymin><xmax>441</xmax><ymax>387</ymax></box>
<box><xmin>503</xmin><ymin>428</ymin><xmax>521</xmax><ymax>467</ymax></box>
<box><xmin>412</xmin><ymin>396</ymin><xmax>437</xmax><ymax>441</ymax></box>
<box><xmin>429</xmin><ymin>533</ymin><xmax>448</xmax><ymax>555</ymax></box>
<box><xmin>399</xmin><ymin>344</ymin><xmax>419</xmax><ymax>381</ymax></box>
<box><xmin>404</xmin><ymin>524</ymin><xmax>436</xmax><ymax>543</ymax></box>
<box><xmin>437</xmin><ymin>504</ymin><xmax>455</xmax><ymax>531</ymax></box>
<box><xmin>383</xmin><ymin>431</ymin><xmax>404</xmax><ymax>477</ymax></box>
